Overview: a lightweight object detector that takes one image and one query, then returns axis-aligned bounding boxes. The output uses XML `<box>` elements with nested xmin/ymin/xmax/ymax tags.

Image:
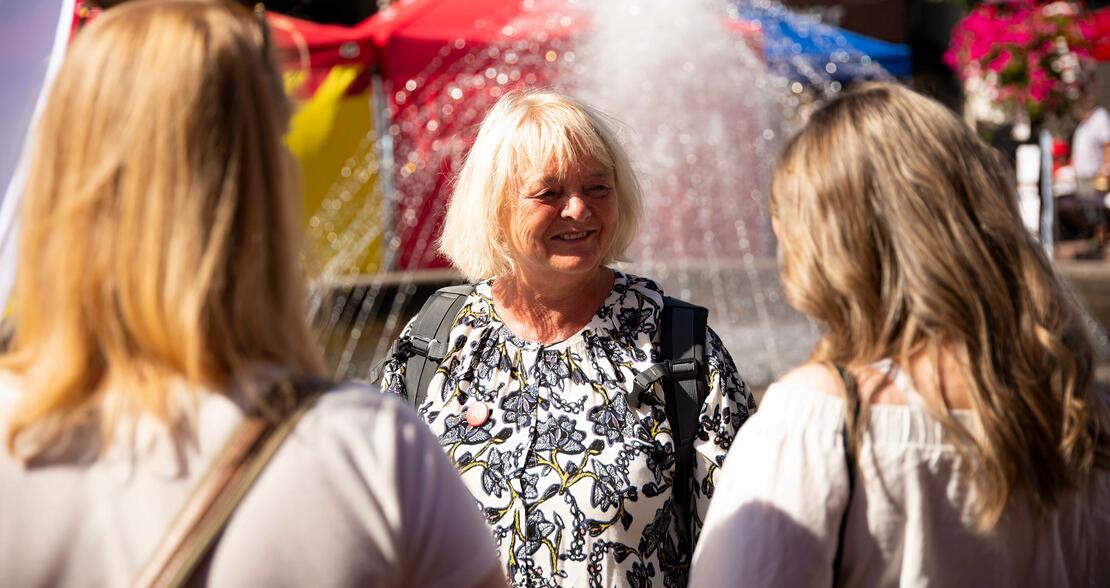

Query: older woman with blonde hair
<box><xmin>0</xmin><ymin>2</ymin><xmax>503</xmax><ymax>586</ymax></box>
<box><xmin>691</xmin><ymin>83</ymin><xmax>1110</xmax><ymax>586</ymax></box>
<box><xmin>378</xmin><ymin>90</ymin><xmax>754</xmax><ymax>586</ymax></box>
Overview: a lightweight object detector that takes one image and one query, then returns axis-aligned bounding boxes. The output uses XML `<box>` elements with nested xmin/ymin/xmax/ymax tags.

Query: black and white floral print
<box><xmin>380</xmin><ymin>271</ymin><xmax>754</xmax><ymax>587</ymax></box>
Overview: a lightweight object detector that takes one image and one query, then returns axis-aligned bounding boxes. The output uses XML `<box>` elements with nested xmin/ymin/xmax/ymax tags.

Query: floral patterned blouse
<box><xmin>379</xmin><ymin>271</ymin><xmax>754</xmax><ymax>587</ymax></box>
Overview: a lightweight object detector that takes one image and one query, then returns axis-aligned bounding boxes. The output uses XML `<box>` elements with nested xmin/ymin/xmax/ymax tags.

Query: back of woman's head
<box><xmin>770</xmin><ymin>82</ymin><xmax>1107</xmax><ymax>528</ymax></box>
<box><xmin>5</xmin><ymin>0</ymin><xmax>323</xmax><ymax>457</ymax></box>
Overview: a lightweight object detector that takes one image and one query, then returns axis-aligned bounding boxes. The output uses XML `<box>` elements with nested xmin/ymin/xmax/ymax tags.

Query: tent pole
<box><xmin>370</xmin><ymin>66</ymin><xmax>398</xmax><ymax>273</ymax></box>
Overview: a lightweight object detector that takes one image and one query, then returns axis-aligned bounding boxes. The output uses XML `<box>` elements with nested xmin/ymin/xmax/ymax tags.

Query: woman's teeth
<box><xmin>556</xmin><ymin>231</ymin><xmax>590</xmax><ymax>240</ymax></box>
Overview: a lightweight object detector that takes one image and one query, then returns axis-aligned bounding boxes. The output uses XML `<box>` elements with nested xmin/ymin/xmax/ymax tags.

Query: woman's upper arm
<box><xmin>689</xmin><ymin>389</ymin><xmax>849</xmax><ymax>587</ymax></box>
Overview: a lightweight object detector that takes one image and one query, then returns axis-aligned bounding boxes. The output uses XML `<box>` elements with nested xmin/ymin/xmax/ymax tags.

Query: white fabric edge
<box><xmin>0</xmin><ymin>0</ymin><xmax>76</xmax><ymax>312</ymax></box>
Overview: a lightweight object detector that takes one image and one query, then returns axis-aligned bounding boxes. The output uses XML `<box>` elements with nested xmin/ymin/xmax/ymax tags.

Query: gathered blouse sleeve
<box><xmin>689</xmin><ymin>327</ymin><xmax>757</xmax><ymax>540</ymax></box>
<box><xmin>378</xmin><ymin>318</ymin><xmax>417</xmax><ymax>400</ymax></box>
<box><xmin>688</xmin><ymin>383</ymin><xmax>850</xmax><ymax>588</ymax></box>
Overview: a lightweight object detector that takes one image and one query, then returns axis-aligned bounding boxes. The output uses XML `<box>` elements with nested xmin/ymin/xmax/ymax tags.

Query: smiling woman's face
<box><xmin>504</xmin><ymin>159</ymin><xmax>619</xmax><ymax>281</ymax></box>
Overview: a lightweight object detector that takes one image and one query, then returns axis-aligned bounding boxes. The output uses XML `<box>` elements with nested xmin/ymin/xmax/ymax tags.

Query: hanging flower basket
<box><xmin>944</xmin><ymin>0</ymin><xmax>1095</xmax><ymax>130</ymax></box>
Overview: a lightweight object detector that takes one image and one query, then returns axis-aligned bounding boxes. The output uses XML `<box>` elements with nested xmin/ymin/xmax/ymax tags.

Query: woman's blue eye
<box><xmin>589</xmin><ymin>185</ymin><xmax>611</xmax><ymax>194</ymax></box>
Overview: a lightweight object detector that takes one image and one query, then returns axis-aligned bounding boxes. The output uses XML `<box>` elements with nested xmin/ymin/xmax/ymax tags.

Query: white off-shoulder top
<box><xmin>690</xmin><ymin>362</ymin><xmax>1110</xmax><ymax>587</ymax></box>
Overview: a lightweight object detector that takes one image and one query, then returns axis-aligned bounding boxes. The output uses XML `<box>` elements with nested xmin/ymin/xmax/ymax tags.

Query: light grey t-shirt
<box><xmin>0</xmin><ymin>378</ymin><xmax>501</xmax><ymax>587</ymax></box>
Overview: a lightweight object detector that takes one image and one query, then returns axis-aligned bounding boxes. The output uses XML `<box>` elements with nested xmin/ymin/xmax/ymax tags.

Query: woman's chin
<box><xmin>543</xmin><ymin>255</ymin><xmax>604</xmax><ymax>276</ymax></box>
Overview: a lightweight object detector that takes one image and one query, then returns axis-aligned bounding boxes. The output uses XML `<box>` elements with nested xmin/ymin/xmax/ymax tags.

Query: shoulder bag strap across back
<box><xmin>831</xmin><ymin>363</ymin><xmax>861</xmax><ymax>586</ymax></box>
<box><xmin>133</xmin><ymin>380</ymin><xmax>327</xmax><ymax>588</ymax></box>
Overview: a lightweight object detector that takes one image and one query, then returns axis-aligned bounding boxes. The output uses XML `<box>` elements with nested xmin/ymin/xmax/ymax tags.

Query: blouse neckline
<box><xmin>474</xmin><ymin>269</ymin><xmax>637</xmax><ymax>352</ymax></box>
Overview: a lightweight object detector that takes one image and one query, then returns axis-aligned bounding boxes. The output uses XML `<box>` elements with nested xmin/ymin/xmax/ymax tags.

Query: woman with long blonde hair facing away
<box><xmin>0</xmin><ymin>2</ymin><xmax>503</xmax><ymax>586</ymax></box>
<box><xmin>690</xmin><ymin>83</ymin><xmax>1109</xmax><ymax>586</ymax></box>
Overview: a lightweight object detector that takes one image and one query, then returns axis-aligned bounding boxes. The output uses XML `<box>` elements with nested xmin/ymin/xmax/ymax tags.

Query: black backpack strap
<box><xmin>403</xmin><ymin>284</ymin><xmax>474</xmax><ymax>409</ymax></box>
<box><xmin>625</xmin><ymin>296</ymin><xmax>708</xmax><ymax>549</ymax></box>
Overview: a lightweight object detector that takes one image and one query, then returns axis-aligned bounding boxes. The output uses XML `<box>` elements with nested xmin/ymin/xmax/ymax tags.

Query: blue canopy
<box><xmin>732</xmin><ymin>1</ymin><xmax>912</xmax><ymax>81</ymax></box>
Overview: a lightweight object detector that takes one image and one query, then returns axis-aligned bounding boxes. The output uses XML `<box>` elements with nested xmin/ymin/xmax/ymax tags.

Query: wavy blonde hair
<box><xmin>439</xmin><ymin>90</ymin><xmax>644</xmax><ymax>282</ymax></box>
<box><xmin>3</xmin><ymin>0</ymin><xmax>324</xmax><ymax>458</ymax></box>
<box><xmin>770</xmin><ymin>83</ymin><xmax>1108</xmax><ymax>529</ymax></box>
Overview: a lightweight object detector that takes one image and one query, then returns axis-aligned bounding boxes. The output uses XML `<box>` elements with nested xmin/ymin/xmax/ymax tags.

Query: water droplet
<box><xmin>545</xmin><ymin>50</ymin><xmax>558</xmax><ymax>62</ymax></box>
<box><xmin>339</xmin><ymin>42</ymin><xmax>360</xmax><ymax>59</ymax></box>
<box><xmin>484</xmin><ymin>68</ymin><xmax>497</xmax><ymax>79</ymax></box>
<box><xmin>405</xmin><ymin>80</ymin><xmax>417</xmax><ymax>92</ymax></box>
<box><xmin>426</xmin><ymin>119</ymin><xmax>439</xmax><ymax>132</ymax></box>
<box><xmin>762</xmin><ymin>129</ymin><xmax>775</xmax><ymax>141</ymax></box>
<box><xmin>449</xmin><ymin>87</ymin><xmax>463</xmax><ymax>100</ymax></box>
<box><xmin>825</xmin><ymin>62</ymin><xmax>837</xmax><ymax>74</ymax></box>
<box><xmin>496</xmin><ymin>73</ymin><xmax>509</xmax><ymax>85</ymax></box>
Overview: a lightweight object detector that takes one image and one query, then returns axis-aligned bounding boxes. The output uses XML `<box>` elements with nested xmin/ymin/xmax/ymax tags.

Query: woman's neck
<box><xmin>492</xmin><ymin>267</ymin><xmax>614</xmax><ymax>344</ymax></box>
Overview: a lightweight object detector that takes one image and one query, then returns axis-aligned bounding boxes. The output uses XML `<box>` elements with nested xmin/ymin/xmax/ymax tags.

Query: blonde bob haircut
<box><xmin>439</xmin><ymin>90</ymin><xmax>644</xmax><ymax>282</ymax></box>
<box><xmin>4</xmin><ymin>0</ymin><xmax>324</xmax><ymax>458</ymax></box>
<box><xmin>770</xmin><ymin>82</ymin><xmax>1108</xmax><ymax>530</ymax></box>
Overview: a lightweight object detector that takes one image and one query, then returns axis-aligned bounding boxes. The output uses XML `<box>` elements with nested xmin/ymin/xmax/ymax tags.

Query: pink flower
<box><xmin>989</xmin><ymin>49</ymin><xmax>1014</xmax><ymax>72</ymax></box>
<box><xmin>1028</xmin><ymin>66</ymin><xmax>1053</xmax><ymax>103</ymax></box>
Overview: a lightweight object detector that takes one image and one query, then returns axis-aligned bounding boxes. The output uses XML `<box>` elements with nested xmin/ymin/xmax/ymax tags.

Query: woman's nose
<box><xmin>562</xmin><ymin>193</ymin><xmax>590</xmax><ymax>219</ymax></box>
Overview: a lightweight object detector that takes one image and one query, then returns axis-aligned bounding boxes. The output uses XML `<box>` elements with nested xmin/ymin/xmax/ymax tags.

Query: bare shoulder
<box><xmin>772</xmin><ymin>363</ymin><xmax>844</xmax><ymax>398</ymax></box>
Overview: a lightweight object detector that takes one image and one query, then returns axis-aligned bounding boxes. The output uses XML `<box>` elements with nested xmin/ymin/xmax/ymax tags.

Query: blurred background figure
<box><xmin>0</xmin><ymin>2</ymin><xmax>503</xmax><ymax>586</ymax></box>
<box><xmin>691</xmin><ymin>83</ymin><xmax>1110</xmax><ymax>587</ymax></box>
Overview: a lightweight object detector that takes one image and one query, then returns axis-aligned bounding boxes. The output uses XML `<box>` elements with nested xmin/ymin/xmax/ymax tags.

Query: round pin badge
<box><xmin>465</xmin><ymin>402</ymin><xmax>491</xmax><ymax>427</ymax></box>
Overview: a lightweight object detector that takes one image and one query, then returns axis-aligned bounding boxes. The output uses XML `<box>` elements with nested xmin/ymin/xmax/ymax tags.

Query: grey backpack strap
<box><xmin>403</xmin><ymin>284</ymin><xmax>474</xmax><ymax>408</ymax></box>
<box><xmin>626</xmin><ymin>296</ymin><xmax>708</xmax><ymax>551</ymax></box>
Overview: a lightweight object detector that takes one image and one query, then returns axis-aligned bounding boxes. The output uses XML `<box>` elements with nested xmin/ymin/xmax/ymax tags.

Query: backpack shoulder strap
<box><xmin>134</xmin><ymin>379</ymin><xmax>330</xmax><ymax>588</ymax></box>
<box><xmin>659</xmin><ymin>297</ymin><xmax>708</xmax><ymax>544</ymax></box>
<box><xmin>403</xmin><ymin>284</ymin><xmax>474</xmax><ymax>409</ymax></box>
<box><xmin>625</xmin><ymin>296</ymin><xmax>708</xmax><ymax>550</ymax></box>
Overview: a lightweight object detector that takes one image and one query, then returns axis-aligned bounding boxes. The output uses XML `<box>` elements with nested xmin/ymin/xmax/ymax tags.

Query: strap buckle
<box><xmin>626</xmin><ymin>358</ymin><xmax>704</xmax><ymax>407</ymax></box>
<box><xmin>408</xmin><ymin>335</ymin><xmax>450</xmax><ymax>361</ymax></box>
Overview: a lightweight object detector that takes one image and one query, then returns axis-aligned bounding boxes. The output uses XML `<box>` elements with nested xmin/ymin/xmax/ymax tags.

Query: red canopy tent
<box><xmin>67</xmin><ymin>1</ymin><xmax>764</xmax><ymax>276</ymax></box>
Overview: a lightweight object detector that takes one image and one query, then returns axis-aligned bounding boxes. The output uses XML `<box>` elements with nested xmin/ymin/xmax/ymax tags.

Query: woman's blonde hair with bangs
<box><xmin>3</xmin><ymin>0</ymin><xmax>325</xmax><ymax>458</ymax></box>
<box><xmin>770</xmin><ymin>82</ymin><xmax>1108</xmax><ymax>530</ymax></box>
<box><xmin>439</xmin><ymin>90</ymin><xmax>643</xmax><ymax>282</ymax></box>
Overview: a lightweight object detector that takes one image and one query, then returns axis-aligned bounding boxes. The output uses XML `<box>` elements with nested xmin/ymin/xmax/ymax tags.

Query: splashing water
<box><xmin>306</xmin><ymin>0</ymin><xmax>892</xmax><ymax>385</ymax></box>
